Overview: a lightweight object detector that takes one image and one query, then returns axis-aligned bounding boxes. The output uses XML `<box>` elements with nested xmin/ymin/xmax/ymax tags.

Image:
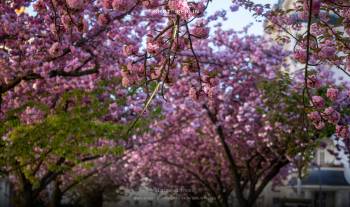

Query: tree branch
<box><xmin>203</xmin><ymin>104</ymin><xmax>248</xmax><ymax>207</ymax></box>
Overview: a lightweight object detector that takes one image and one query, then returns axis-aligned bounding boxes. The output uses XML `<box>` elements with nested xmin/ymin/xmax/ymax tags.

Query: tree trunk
<box><xmin>222</xmin><ymin>196</ymin><xmax>229</xmax><ymax>207</ymax></box>
<box><xmin>49</xmin><ymin>180</ymin><xmax>62</xmax><ymax>207</ymax></box>
<box><xmin>17</xmin><ymin>189</ymin><xmax>35</xmax><ymax>207</ymax></box>
<box><xmin>82</xmin><ymin>190</ymin><xmax>104</xmax><ymax>207</ymax></box>
<box><xmin>189</xmin><ymin>199</ymin><xmax>201</xmax><ymax>207</ymax></box>
<box><xmin>16</xmin><ymin>177</ymin><xmax>36</xmax><ymax>207</ymax></box>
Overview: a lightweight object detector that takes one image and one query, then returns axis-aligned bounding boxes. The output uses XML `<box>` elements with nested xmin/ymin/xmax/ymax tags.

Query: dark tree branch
<box><xmin>61</xmin><ymin>162</ymin><xmax>112</xmax><ymax>194</ymax></box>
<box><xmin>203</xmin><ymin>104</ymin><xmax>249</xmax><ymax>207</ymax></box>
<box><xmin>0</xmin><ymin>34</ymin><xmax>16</xmax><ymax>42</ymax></box>
<box><xmin>48</xmin><ymin>58</ymin><xmax>99</xmax><ymax>78</ymax></box>
<box><xmin>248</xmin><ymin>159</ymin><xmax>289</xmax><ymax>206</ymax></box>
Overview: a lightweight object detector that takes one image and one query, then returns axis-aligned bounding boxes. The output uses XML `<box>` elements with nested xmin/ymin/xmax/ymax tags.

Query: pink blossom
<box><xmin>307</xmin><ymin>75</ymin><xmax>321</xmax><ymax>88</ymax></box>
<box><xmin>346</xmin><ymin>56</ymin><xmax>350</xmax><ymax>71</ymax></box>
<box><xmin>168</xmin><ymin>0</ymin><xmax>192</xmax><ymax>19</ymax></box>
<box><xmin>254</xmin><ymin>6</ymin><xmax>264</xmax><ymax>15</ymax></box>
<box><xmin>307</xmin><ymin>111</ymin><xmax>321</xmax><ymax>122</ymax></box>
<box><xmin>48</xmin><ymin>42</ymin><xmax>61</xmax><ymax>56</ymax></box>
<box><xmin>293</xmin><ymin>50</ymin><xmax>307</xmax><ymax>63</ymax></box>
<box><xmin>191</xmin><ymin>26</ymin><xmax>210</xmax><ymax>39</ymax></box>
<box><xmin>112</xmin><ymin>0</ymin><xmax>132</xmax><ymax>11</ymax></box>
<box><xmin>98</xmin><ymin>14</ymin><xmax>110</xmax><ymax>25</ymax></box>
<box><xmin>336</xmin><ymin>125</ymin><xmax>349</xmax><ymax>138</ymax></box>
<box><xmin>314</xmin><ymin>121</ymin><xmax>325</xmax><ymax>130</ymax></box>
<box><xmin>20</xmin><ymin>107</ymin><xmax>45</xmax><ymax>124</ymax></box>
<box><xmin>146</xmin><ymin>37</ymin><xmax>161</xmax><ymax>55</ymax></box>
<box><xmin>189</xmin><ymin>87</ymin><xmax>197</xmax><ymax>100</ymax></box>
<box><xmin>61</xmin><ymin>15</ymin><xmax>72</xmax><ymax>30</ymax></box>
<box><xmin>33</xmin><ymin>0</ymin><xmax>46</xmax><ymax>12</ymax></box>
<box><xmin>190</xmin><ymin>2</ymin><xmax>206</xmax><ymax>17</ymax></box>
<box><xmin>311</xmin><ymin>96</ymin><xmax>325</xmax><ymax>108</ymax></box>
<box><xmin>342</xmin><ymin>8</ymin><xmax>350</xmax><ymax>19</ymax></box>
<box><xmin>182</xmin><ymin>64</ymin><xmax>190</xmax><ymax>74</ymax></box>
<box><xmin>326</xmin><ymin>87</ymin><xmax>339</xmax><ymax>101</ymax></box>
<box><xmin>142</xmin><ymin>0</ymin><xmax>158</xmax><ymax>9</ymax></box>
<box><xmin>123</xmin><ymin>44</ymin><xmax>138</xmax><ymax>56</ymax></box>
<box><xmin>122</xmin><ymin>76</ymin><xmax>130</xmax><ymax>87</ymax></box>
<box><xmin>306</xmin><ymin>111</ymin><xmax>325</xmax><ymax>128</ymax></box>
<box><xmin>102</xmin><ymin>0</ymin><xmax>113</xmax><ymax>9</ymax></box>
<box><xmin>319</xmin><ymin>46</ymin><xmax>336</xmax><ymax>58</ymax></box>
<box><xmin>66</xmin><ymin>0</ymin><xmax>85</xmax><ymax>10</ymax></box>
<box><xmin>323</xmin><ymin>107</ymin><xmax>340</xmax><ymax>124</ymax></box>
<box><xmin>191</xmin><ymin>20</ymin><xmax>210</xmax><ymax>39</ymax></box>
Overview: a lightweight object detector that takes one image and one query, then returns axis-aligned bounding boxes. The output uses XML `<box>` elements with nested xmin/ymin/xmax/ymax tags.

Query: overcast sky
<box><xmin>27</xmin><ymin>0</ymin><xmax>279</xmax><ymax>35</ymax></box>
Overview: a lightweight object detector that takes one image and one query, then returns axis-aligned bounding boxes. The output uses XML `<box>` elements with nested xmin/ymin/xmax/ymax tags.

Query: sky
<box><xmin>207</xmin><ymin>0</ymin><xmax>279</xmax><ymax>35</ymax></box>
<box><xmin>26</xmin><ymin>1</ymin><xmax>278</xmax><ymax>35</ymax></box>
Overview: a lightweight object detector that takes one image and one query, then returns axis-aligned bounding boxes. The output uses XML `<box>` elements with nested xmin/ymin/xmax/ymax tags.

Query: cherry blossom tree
<box><xmin>0</xmin><ymin>1</ymin><xmax>207</xmax><ymax>206</ymax></box>
<box><xmin>0</xmin><ymin>0</ymin><xmax>212</xmax><ymax>118</ymax></box>
<box><xmin>3</xmin><ymin>0</ymin><xmax>350</xmax><ymax>207</ymax></box>
<box><xmin>0</xmin><ymin>87</ymin><xmax>118</xmax><ymax>206</ymax></box>
<box><xmin>0</xmin><ymin>76</ymin><xmax>169</xmax><ymax>207</ymax></box>
<box><xmin>124</xmin><ymin>30</ymin><xmax>325</xmax><ymax>207</ymax></box>
<box><xmin>260</xmin><ymin>0</ymin><xmax>350</xmax><ymax>162</ymax></box>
